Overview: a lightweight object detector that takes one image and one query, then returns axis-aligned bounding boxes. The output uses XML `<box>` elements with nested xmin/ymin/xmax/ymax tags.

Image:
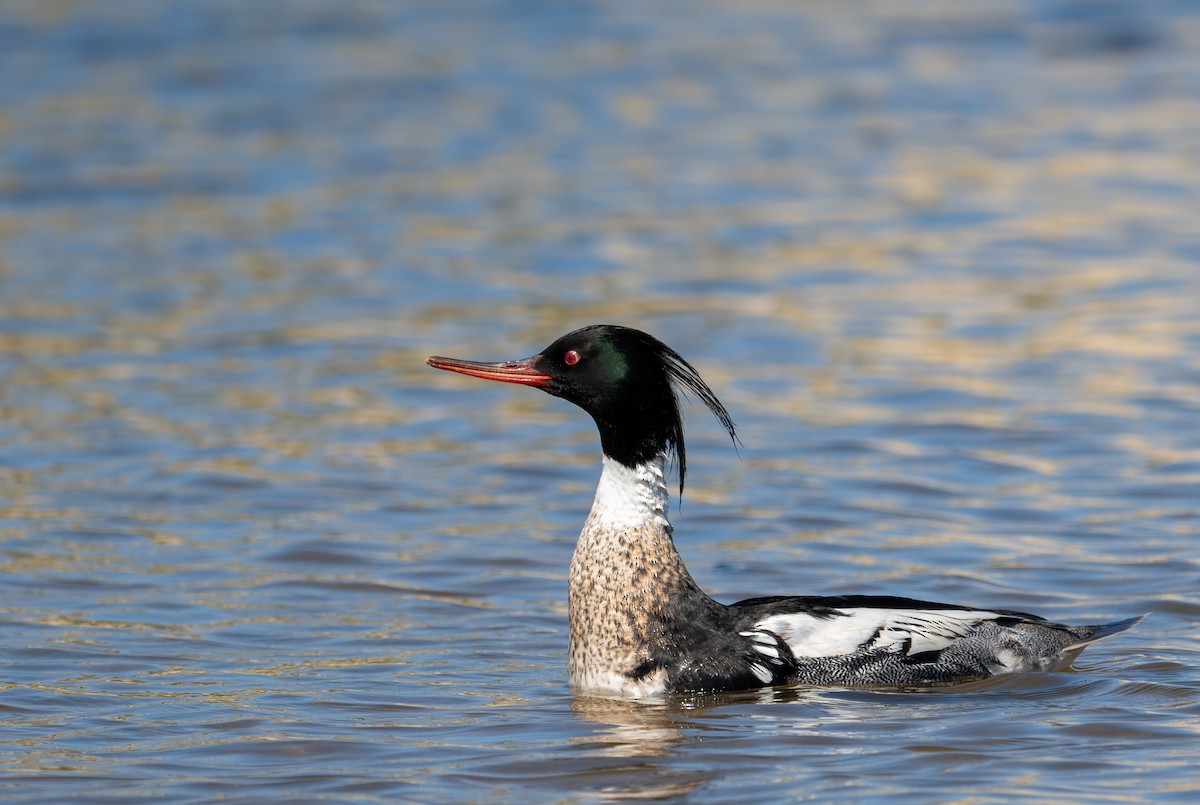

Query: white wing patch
<box><xmin>740</xmin><ymin>629</ymin><xmax>788</xmax><ymax>682</ymax></box>
<box><xmin>753</xmin><ymin>608</ymin><xmax>1003</xmax><ymax>659</ymax></box>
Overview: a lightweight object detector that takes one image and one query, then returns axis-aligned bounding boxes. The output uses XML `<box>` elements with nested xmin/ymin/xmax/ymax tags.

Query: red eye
<box><xmin>564</xmin><ymin>350</ymin><xmax>580</xmax><ymax>366</ymax></box>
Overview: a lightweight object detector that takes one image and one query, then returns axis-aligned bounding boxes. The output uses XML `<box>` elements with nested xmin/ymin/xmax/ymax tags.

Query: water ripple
<box><xmin>2</xmin><ymin>0</ymin><xmax>1199</xmax><ymax>802</ymax></box>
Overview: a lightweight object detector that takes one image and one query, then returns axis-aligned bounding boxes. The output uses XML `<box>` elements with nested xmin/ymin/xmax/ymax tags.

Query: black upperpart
<box><xmin>428</xmin><ymin>324</ymin><xmax>738</xmax><ymax>495</ymax></box>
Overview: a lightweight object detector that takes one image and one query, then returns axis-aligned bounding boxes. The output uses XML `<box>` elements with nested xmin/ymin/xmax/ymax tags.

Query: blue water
<box><xmin>2</xmin><ymin>1</ymin><xmax>1199</xmax><ymax>801</ymax></box>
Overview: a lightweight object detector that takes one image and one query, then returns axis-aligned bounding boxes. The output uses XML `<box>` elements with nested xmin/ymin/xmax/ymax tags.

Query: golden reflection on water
<box><xmin>1</xmin><ymin>0</ymin><xmax>1198</xmax><ymax>801</ymax></box>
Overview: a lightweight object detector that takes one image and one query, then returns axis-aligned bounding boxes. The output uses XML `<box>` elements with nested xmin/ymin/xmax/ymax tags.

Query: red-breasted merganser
<box><xmin>427</xmin><ymin>325</ymin><xmax>1142</xmax><ymax>698</ymax></box>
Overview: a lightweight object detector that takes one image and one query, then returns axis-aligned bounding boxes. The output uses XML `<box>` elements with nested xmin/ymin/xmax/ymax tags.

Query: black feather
<box><xmin>533</xmin><ymin>325</ymin><xmax>740</xmax><ymax>497</ymax></box>
<box><xmin>647</xmin><ymin>332</ymin><xmax>741</xmax><ymax>495</ymax></box>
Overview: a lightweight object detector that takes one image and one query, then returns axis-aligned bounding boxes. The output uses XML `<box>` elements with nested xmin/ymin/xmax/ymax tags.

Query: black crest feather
<box><xmin>571</xmin><ymin>325</ymin><xmax>739</xmax><ymax>497</ymax></box>
<box><xmin>654</xmin><ymin>336</ymin><xmax>740</xmax><ymax>496</ymax></box>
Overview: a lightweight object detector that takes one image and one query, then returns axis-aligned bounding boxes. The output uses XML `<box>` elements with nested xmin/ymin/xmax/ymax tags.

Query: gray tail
<box><xmin>1064</xmin><ymin>614</ymin><xmax>1146</xmax><ymax>652</ymax></box>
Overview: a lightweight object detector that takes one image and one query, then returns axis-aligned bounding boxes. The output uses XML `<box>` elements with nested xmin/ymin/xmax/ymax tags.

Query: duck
<box><xmin>427</xmin><ymin>324</ymin><xmax>1143</xmax><ymax>698</ymax></box>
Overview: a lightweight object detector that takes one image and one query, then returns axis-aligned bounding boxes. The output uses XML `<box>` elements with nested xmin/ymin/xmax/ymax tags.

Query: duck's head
<box><xmin>427</xmin><ymin>324</ymin><xmax>738</xmax><ymax>494</ymax></box>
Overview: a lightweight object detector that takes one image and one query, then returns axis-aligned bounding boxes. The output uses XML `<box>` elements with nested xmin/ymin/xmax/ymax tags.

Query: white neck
<box><xmin>586</xmin><ymin>453</ymin><xmax>673</xmax><ymax>532</ymax></box>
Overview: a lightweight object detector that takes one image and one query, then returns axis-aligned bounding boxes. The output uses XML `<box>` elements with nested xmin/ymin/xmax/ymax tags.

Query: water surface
<box><xmin>2</xmin><ymin>1</ymin><xmax>1199</xmax><ymax>802</ymax></box>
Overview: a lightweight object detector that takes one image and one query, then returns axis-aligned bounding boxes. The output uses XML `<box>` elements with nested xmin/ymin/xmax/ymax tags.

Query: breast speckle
<box><xmin>567</xmin><ymin>454</ymin><xmax>707</xmax><ymax>695</ymax></box>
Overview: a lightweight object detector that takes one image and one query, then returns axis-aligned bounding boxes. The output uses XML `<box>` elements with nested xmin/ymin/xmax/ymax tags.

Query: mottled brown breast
<box><xmin>567</xmin><ymin>515</ymin><xmax>703</xmax><ymax>692</ymax></box>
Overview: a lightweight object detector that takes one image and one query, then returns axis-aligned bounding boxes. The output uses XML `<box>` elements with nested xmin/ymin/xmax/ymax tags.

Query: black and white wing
<box><xmin>758</xmin><ymin>605</ymin><xmax>1004</xmax><ymax>658</ymax></box>
<box><xmin>731</xmin><ymin>596</ymin><xmax>1142</xmax><ymax>686</ymax></box>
